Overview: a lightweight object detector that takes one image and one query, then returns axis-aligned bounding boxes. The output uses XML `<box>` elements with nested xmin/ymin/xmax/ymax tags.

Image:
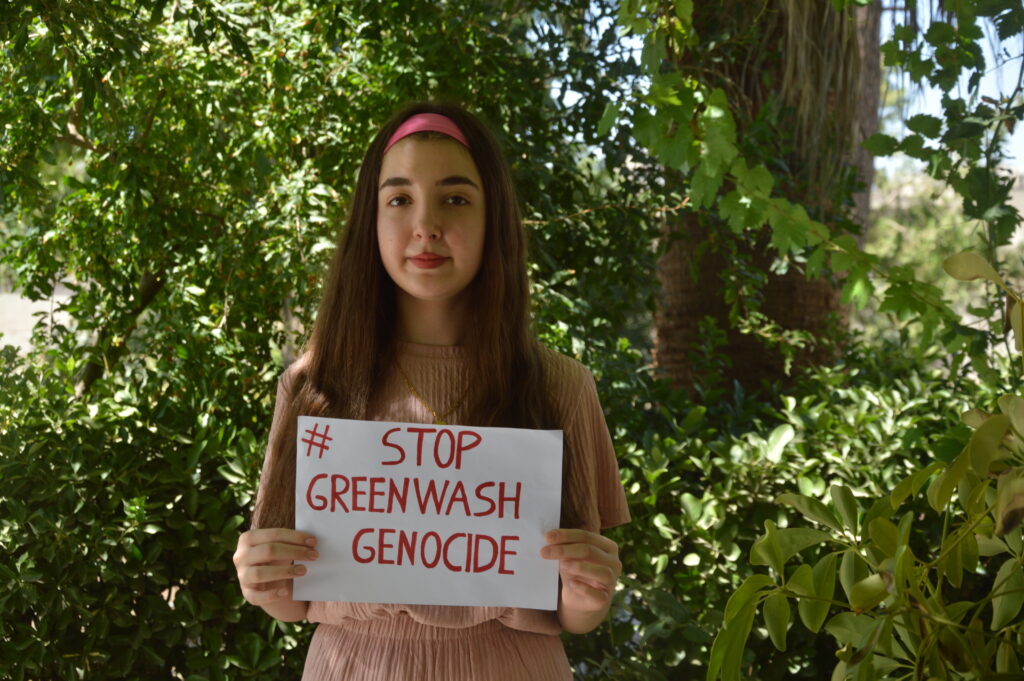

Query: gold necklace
<box><xmin>397</xmin><ymin>364</ymin><xmax>464</xmax><ymax>425</ymax></box>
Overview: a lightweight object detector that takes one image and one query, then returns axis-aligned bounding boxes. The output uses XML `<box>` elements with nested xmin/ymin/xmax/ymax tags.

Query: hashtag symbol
<box><xmin>301</xmin><ymin>422</ymin><xmax>332</xmax><ymax>459</ymax></box>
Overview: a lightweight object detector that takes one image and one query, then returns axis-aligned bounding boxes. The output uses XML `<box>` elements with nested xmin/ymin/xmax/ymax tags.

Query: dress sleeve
<box><xmin>561</xmin><ymin>367</ymin><xmax>631</xmax><ymax>533</ymax></box>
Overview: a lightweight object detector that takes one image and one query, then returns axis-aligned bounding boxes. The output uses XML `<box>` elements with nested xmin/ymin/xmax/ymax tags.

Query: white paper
<box><xmin>293</xmin><ymin>416</ymin><xmax>563</xmax><ymax>610</ymax></box>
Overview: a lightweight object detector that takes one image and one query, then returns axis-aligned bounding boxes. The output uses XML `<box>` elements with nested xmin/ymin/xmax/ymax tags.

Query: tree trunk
<box><xmin>654</xmin><ymin>1</ymin><xmax>882</xmax><ymax>393</ymax></box>
<box><xmin>852</xmin><ymin>1</ymin><xmax>883</xmax><ymax>241</ymax></box>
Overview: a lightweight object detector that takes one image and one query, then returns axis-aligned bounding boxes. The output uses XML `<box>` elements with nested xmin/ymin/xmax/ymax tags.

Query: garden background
<box><xmin>2</xmin><ymin>1</ymin><xmax>1024</xmax><ymax>679</ymax></box>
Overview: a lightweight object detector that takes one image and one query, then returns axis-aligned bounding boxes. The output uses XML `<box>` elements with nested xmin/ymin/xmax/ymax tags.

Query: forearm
<box><xmin>557</xmin><ymin>599</ymin><xmax>609</xmax><ymax>634</ymax></box>
<box><xmin>259</xmin><ymin>598</ymin><xmax>309</xmax><ymax>623</ymax></box>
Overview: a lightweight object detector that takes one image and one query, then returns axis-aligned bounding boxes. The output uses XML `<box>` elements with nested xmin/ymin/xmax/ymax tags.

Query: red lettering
<box><xmin>331</xmin><ymin>474</ymin><xmax>350</xmax><ymax>512</ymax></box>
<box><xmin>456</xmin><ymin>430</ymin><xmax>481</xmax><ymax>470</ymax></box>
<box><xmin>378</xmin><ymin>528</ymin><xmax>395</xmax><ymax>565</ymax></box>
<box><xmin>472</xmin><ymin>534</ymin><xmax>498</xmax><ymax>572</ymax></box>
<box><xmin>442</xmin><ymin>532</ymin><xmax>465</xmax><ymax>572</ymax></box>
<box><xmin>388</xmin><ymin>477</ymin><xmax>409</xmax><ymax>513</ymax></box>
<box><xmin>433</xmin><ymin>428</ymin><xmax>456</xmax><ymax>468</ymax></box>
<box><xmin>368</xmin><ymin>476</ymin><xmax>386</xmax><ymax>512</ymax></box>
<box><xmin>306</xmin><ymin>473</ymin><xmax>328</xmax><ymax>511</ymax></box>
<box><xmin>498</xmin><ymin>482</ymin><xmax>522</xmax><ymax>519</ymax></box>
<box><xmin>473</xmin><ymin>482</ymin><xmax>496</xmax><ymax>517</ymax></box>
<box><xmin>444</xmin><ymin>481</ymin><xmax>471</xmax><ymax>517</ymax></box>
<box><xmin>352</xmin><ymin>528</ymin><xmax>375</xmax><ymax>563</ymax></box>
<box><xmin>347</xmin><ymin>529</ymin><xmax>518</xmax><ymax>574</ymax></box>
<box><xmin>421</xmin><ymin>531</ymin><xmax>442</xmax><ymax>568</ymax></box>
<box><xmin>398</xmin><ymin>529</ymin><xmax>417</xmax><ymax>565</ymax></box>
<box><xmin>499</xmin><ymin>535</ymin><xmax>518</xmax><ymax>574</ymax></box>
<box><xmin>414</xmin><ymin>478</ymin><xmax>449</xmax><ymax>514</ymax></box>
<box><xmin>380</xmin><ymin>427</ymin><xmax>405</xmax><ymax>465</ymax></box>
<box><xmin>350</xmin><ymin>476</ymin><xmax>367</xmax><ymax>511</ymax></box>
<box><xmin>408</xmin><ymin>427</ymin><xmax>437</xmax><ymax>466</ymax></box>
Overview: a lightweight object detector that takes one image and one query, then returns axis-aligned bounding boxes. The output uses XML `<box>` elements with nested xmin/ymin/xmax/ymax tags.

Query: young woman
<box><xmin>232</xmin><ymin>101</ymin><xmax>630</xmax><ymax>680</ymax></box>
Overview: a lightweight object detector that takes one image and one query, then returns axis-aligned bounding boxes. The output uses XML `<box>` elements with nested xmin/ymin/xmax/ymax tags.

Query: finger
<box><xmin>239</xmin><ymin>562</ymin><xmax>309</xmax><ymax>586</ymax></box>
<box><xmin>558</xmin><ymin>558</ymin><xmax>618</xmax><ymax>589</ymax></box>
<box><xmin>544</xmin><ymin>529</ymin><xmax>618</xmax><ymax>555</ymax></box>
<box><xmin>239</xmin><ymin>528</ymin><xmax>318</xmax><ymax>550</ymax></box>
<box><xmin>241</xmin><ymin>579</ymin><xmax>293</xmax><ymax>606</ymax></box>
<box><xmin>563</xmin><ymin>577</ymin><xmax>612</xmax><ymax>607</ymax></box>
<box><xmin>540</xmin><ymin>541</ymin><xmax>618</xmax><ymax>567</ymax></box>
<box><xmin>244</xmin><ymin>542</ymin><xmax>320</xmax><ymax>566</ymax></box>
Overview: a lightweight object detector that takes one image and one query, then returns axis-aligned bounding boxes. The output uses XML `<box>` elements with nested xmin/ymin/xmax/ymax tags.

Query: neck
<box><xmin>395</xmin><ymin>293</ymin><xmax>468</xmax><ymax>346</ymax></box>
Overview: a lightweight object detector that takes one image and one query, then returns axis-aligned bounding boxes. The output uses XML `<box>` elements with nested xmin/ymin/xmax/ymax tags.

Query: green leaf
<box><xmin>763</xmin><ymin>591</ymin><xmax>790</xmax><ymax>651</ymax></box>
<box><xmin>596</xmin><ymin>101</ymin><xmax>620</xmax><ymax>137</ymax></box>
<box><xmin>996</xmin><ymin>470</ymin><xmax>1024</xmax><ymax>536</ymax></box>
<box><xmin>681</xmin><ymin>492</ymin><xmax>703</xmax><ymax>520</ymax></box>
<box><xmin>998</xmin><ymin>394</ymin><xmax>1024</xmax><ymax>437</ymax></box>
<box><xmin>991</xmin><ymin>557</ymin><xmax>1024</xmax><ymax>630</ymax></box>
<box><xmin>831</xmin><ymin>485</ymin><xmax>859</xmax><ymax>535</ymax></box>
<box><xmin>674</xmin><ymin>0</ymin><xmax>693</xmax><ymax>22</ymax></box>
<box><xmin>707</xmin><ymin>595</ymin><xmax>757</xmax><ymax>681</ymax></box>
<box><xmin>787</xmin><ymin>563</ymin><xmax>814</xmax><ymax>599</ymax></box>
<box><xmin>927</xmin><ymin>448</ymin><xmax>970</xmax><ymax>512</ymax></box>
<box><xmin>724</xmin><ymin>573</ymin><xmax>775</xmax><ymax>623</ymax></box>
<box><xmin>825</xmin><ymin>612</ymin><xmax>876</xmax><ymax>646</ymax></box>
<box><xmin>751</xmin><ymin>520</ymin><xmax>833</xmax><ymax>576</ymax></box>
<box><xmin>765</xmin><ymin>424</ymin><xmax>794</xmax><ymax>463</ymax></box>
<box><xmin>711</xmin><ymin>575</ymin><xmax>770</xmax><ymax>680</ymax></box>
<box><xmin>840</xmin><ymin>550</ymin><xmax>870</xmax><ymax>603</ymax></box>
<box><xmin>868</xmin><ymin>517</ymin><xmax>900</xmax><ymax>557</ymax></box>
<box><xmin>1010</xmin><ymin>300</ymin><xmax>1024</xmax><ymax>352</ymax></box>
<box><xmin>906</xmin><ymin>114</ymin><xmax>943</xmax><ymax>138</ymax></box>
<box><xmin>891</xmin><ymin>461</ymin><xmax>944</xmax><ymax>508</ymax></box>
<box><xmin>700</xmin><ymin>88</ymin><xmax>737</xmax><ymax>171</ymax></box>
<box><xmin>798</xmin><ymin>553</ymin><xmax>837</xmax><ymax>633</ymax></box>
<box><xmin>777</xmin><ymin>493</ymin><xmax>843</xmax><ymax>533</ymax></box>
<box><xmin>690</xmin><ymin>164</ymin><xmax>724</xmax><ymax>208</ymax></box>
<box><xmin>848</xmin><ymin>573</ymin><xmax>888</xmax><ymax>612</ymax></box>
<box><xmin>942</xmin><ymin>252</ymin><xmax>1005</xmax><ymax>288</ymax></box>
<box><xmin>968</xmin><ymin>414</ymin><xmax>1010</xmax><ymax>476</ymax></box>
<box><xmin>862</xmin><ymin>133</ymin><xmax>899</xmax><ymax>156</ymax></box>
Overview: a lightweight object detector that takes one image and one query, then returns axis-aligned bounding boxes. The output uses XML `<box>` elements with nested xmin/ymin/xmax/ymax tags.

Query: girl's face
<box><xmin>376</xmin><ymin>137</ymin><xmax>486</xmax><ymax>306</ymax></box>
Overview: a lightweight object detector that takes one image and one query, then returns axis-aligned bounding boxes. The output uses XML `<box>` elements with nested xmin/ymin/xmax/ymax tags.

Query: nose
<box><xmin>413</xmin><ymin>203</ymin><xmax>442</xmax><ymax>241</ymax></box>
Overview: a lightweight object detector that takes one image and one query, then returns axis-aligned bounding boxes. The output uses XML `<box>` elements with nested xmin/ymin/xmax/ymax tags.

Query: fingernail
<box><xmin>293</xmin><ymin>565</ymin><xmax>307</xmax><ymax>575</ymax></box>
<box><xmin>305</xmin><ymin>538</ymin><xmax>317</xmax><ymax>547</ymax></box>
<box><xmin>307</xmin><ymin>550</ymin><xmax>319</xmax><ymax>560</ymax></box>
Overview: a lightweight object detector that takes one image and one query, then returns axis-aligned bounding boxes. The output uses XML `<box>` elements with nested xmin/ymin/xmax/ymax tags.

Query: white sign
<box><xmin>293</xmin><ymin>416</ymin><xmax>563</xmax><ymax>610</ymax></box>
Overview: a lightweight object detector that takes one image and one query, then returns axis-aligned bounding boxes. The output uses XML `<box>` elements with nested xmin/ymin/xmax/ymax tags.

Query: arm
<box><xmin>540</xmin><ymin>528</ymin><xmax>622</xmax><ymax>635</ymax></box>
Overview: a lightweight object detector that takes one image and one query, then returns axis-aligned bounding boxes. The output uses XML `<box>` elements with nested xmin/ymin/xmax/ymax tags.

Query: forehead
<box><xmin>378</xmin><ymin>137</ymin><xmax>481</xmax><ymax>184</ymax></box>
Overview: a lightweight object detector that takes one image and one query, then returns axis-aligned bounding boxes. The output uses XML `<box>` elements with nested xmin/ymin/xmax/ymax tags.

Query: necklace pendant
<box><xmin>435</xmin><ymin>419</ymin><xmax>446</xmax><ymax>426</ymax></box>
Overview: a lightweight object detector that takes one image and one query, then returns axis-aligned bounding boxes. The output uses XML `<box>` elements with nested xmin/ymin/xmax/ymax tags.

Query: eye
<box><xmin>446</xmin><ymin>195</ymin><xmax>469</xmax><ymax>206</ymax></box>
<box><xmin>385</xmin><ymin>195</ymin><xmax>408</xmax><ymax>207</ymax></box>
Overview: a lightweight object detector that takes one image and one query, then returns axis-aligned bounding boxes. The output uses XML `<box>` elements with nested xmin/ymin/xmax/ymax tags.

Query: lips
<box><xmin>408</xmin><ymin>253</ymin><xmax>449</xmax><ymax>269</ymax></box>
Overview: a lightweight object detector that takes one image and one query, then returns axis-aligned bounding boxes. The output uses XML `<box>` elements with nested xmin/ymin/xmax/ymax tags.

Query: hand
<box><xmin>539</xmin><ymin>528</ymin><xmax>622</xmax><ymax>615</ymax></box>
<box><xmin>233</xmin><ymin>528</ymin><xmax>319</xmax><ymax>606</ymax></box>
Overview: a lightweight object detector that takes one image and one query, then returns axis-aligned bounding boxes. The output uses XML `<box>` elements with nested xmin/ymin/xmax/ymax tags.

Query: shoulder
<box><xmin>535</xmin><ymin>343</ymin><xmax>599</xmax><ymax>420</ymax></box>
<box><xmin>278</xmin><ymin>352</ymin><xmax>313</xmax><ymax>396</ymax></box>
<box><xmin>536</xmin><ymin>343</ymin><xmax>593</xmax><ymax>387</ymax></box>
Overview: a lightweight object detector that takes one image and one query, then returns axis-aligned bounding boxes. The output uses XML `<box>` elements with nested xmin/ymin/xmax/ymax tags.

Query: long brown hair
<box><xmin>252</xmin><ymin>101</ymin><xmax>583</xmax><ymax>532</ymax></box>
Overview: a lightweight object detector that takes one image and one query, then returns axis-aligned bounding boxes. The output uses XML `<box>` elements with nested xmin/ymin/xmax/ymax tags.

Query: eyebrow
<box><xmin>378</xmin><ymin>175</ymin><xmax>480</xmax><ymax>191</ymax></box>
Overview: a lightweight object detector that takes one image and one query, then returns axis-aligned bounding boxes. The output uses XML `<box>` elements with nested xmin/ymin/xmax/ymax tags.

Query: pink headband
<box><xmin>383</xmin><ymin>113</ymin><xmax>470</xmax><ymax>154</ymax></box>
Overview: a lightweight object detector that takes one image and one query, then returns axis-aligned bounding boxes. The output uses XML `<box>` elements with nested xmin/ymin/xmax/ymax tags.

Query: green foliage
<box><xmin>3</xmin><ymin>1</ymin><xmax>1023</xmax><ymax>681</ymax></box>
<box><xmin>0</xmin><ymin>1</ymin><xmax>662</xmax><ymax>678</ymax></box>
<box><xmin>611</xmin><ymin>0</ymin><xmax>1024</xmax><ymax>357</ymax></box>
<box><xmin>706</xmin><ymin>254</ymin><xmax>1024</xmax><ymax>681</ymax></box>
